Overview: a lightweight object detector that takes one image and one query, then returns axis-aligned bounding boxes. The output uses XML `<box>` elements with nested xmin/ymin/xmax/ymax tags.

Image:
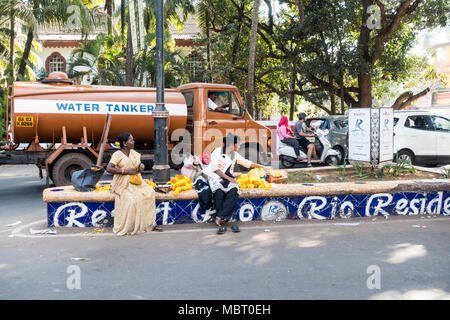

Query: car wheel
<box><xmin>325</xmin><ymin>155</ymin><xmax>339</xmax><ymax>166</ymax></box>
<box><xmin>397</xmin><ymin>150</ymin><xmax>415</xmax><ymax>165</ymax></box>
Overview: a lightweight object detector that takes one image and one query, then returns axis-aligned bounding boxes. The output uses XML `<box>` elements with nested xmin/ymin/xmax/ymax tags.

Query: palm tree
<box><xmin>0</xmin><ymin>0</ymin><xmax>96</xmax><ymax>80</ymax></box>
<box><xmin>194</xmin><ymin>0</ymin><xmax>212</xmax><ymax>82</ymax></box>
<box><xmin>117</xmin><ymin>0</ymin><xmax>194</xmax><ymax>86</ymax></box>
<box><xmin>68</xmin><ymin>33</ymin><xmax>127</xmax><ymax>85</ymax></box>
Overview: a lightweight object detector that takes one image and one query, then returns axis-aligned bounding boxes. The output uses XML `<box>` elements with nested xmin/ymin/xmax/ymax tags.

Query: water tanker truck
<box><xmin>0</xmin><ymin>72</ymin><xmax>272</xmax><ymax>186</ymax></box>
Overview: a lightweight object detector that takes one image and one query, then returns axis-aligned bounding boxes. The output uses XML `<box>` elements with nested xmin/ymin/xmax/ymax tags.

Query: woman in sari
<box><xmin>106</xmin><ymin>132</ymin><xmax>162</xmax><ymax>235</ymax></box>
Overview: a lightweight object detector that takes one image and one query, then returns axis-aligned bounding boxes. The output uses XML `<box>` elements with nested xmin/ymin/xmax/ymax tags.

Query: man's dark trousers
<box><xmin>214</xmin><ymin>187</ymin><xmax>239</xmax><ymax>221</ymax></box>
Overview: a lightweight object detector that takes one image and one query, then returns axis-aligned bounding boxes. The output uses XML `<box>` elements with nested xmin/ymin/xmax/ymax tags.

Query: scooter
<box><xmin>276</xmin><ymin>125</ymin><xmax>340</xmax><ymax>168</ymax></box>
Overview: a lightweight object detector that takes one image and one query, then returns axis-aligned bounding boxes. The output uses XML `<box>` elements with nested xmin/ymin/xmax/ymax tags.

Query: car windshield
<box><xmin>334</xmin><ymin>118</ymin><xmax>348</xmax><ymax>129</ymax></box>
<box><xmin>308</xmin><ymin>119</ymin><xmax>329</xmax><ymax>130</ymax></box>
<box><xmin>431</xmin><ymin>115</ymin><xmax>450</xmax><ymax>131</ymax></box>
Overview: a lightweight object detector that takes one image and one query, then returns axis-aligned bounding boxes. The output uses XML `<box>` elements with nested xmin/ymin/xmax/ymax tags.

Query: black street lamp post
<box><xmin>152</xmin><ymin>0</ymin><xmax>171</xmax><ymax>184</ymax></box>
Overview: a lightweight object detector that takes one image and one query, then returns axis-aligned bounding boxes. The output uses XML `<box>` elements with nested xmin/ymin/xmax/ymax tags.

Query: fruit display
<box><xmin>266</xmin><ymin>169</ymin><xmax>288</xmax><ymax>183</ymax></box>
<box><xmin>167</xmin><ymin>175</ymin><xmax>194</xmax><ymax>196</ymax></box>
<box><xmin>236</xmin><ymin>173</ymin><xmax>272</xmax><ymax>190</ymax></box>
<box><xmin>144</xmin><ymin>180</ymin><xmax>157</xmax><ymax>188</ymax></box>
<box><xmin>248</xmin><ymin>168</ymin><xmax>266</xmax><ymax>178</ymax></box>
<box><xmin>267</xmin><ymin>169</ymin><xmax>288</xmax><ymax>178</ymax></box>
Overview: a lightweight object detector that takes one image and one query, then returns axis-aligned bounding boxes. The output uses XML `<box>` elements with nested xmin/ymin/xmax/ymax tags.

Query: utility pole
<box><xmin>152</xmin><ymin>0</ymin><xmax>171</xmax><ymax>184</ymax></box>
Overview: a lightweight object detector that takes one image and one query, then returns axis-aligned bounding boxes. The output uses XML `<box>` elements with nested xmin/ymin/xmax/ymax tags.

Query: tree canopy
<box><xmin>196</xmin><ymin>0</ymin><xmax>448</xmax><ymax>118</ymax></box>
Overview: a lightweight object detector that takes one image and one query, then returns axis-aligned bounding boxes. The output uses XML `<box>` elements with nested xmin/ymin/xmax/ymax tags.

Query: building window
<box><xmin>45</xmin><ymin>52</ymin><xmax>66</xmax><ymax>73</ymax></box>
<box><xmin>187</xmin><ymin>53</ymin><xmax>204</xmax><ymax>82</ymax></box>
<box><xmin>49</xmin><ymin>55</ymin><xmax>64</xmax><ymax>72</ymax></box>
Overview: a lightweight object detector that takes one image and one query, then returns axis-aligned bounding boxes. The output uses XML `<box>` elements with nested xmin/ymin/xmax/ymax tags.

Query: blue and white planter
<box><xmin>47</xmin><ymin>190</ymin><xmax>450</xmax><ymax>228</ymax></box>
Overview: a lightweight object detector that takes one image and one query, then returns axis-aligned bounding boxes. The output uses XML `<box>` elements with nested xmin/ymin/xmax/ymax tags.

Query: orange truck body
<box><xmin>2</xmin><ymin>73</ymin><xmax>272</xmax><ymax>185</ymax></box>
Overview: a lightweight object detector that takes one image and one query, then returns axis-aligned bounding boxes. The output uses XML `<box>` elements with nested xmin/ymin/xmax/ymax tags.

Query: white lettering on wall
<box><xmin>261</xmin><ymin>201</ymin><xmax>287</xmax><ymax>221</ymax></box>
<box><xmin>239</xmin><ymin>203</ymin><xmax>255</xmax><ymax>222</ymax></box>
<box><xmin>297</xmin><ymin>196</ymin><xmax>327</xmax><ymax>220</ymax></box>
<box><xmin>156</xmin><ymin>202</ymin><xmax>175</xmax><ymax>225</ymax></box>
<box><xmin>365</xmin><ymin>193</ymin><xmax>393</xmax><ymax>217</ymax></box>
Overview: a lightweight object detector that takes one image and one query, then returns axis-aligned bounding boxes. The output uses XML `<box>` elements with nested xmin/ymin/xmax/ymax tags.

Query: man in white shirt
<box><xmin>207</xmin><ymin>92</ymin><xmax>228</xmax><ymax>112</ymax></box>
<box><xmin>203</xmin><ymin>133</ymin><xmax>271</xmax><ymax>234</ymax></box>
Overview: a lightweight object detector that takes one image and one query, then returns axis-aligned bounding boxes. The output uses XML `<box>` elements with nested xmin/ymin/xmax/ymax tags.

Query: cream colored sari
<box><xmin>109</xmin><ymin>149</ymin><xmax>156</xmax><ymax>235</ymax></box>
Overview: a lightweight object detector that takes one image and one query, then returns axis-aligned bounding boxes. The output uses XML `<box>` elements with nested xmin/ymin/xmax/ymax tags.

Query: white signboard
<box><xmin>379</xmin><ymin>108</ymin><xmax>394</xmax><ymax>162</ymax></box>
<box><xmin>348</xmin><ymin>108</ymin><xmax>371</xmax><ymax>162</ymax></box>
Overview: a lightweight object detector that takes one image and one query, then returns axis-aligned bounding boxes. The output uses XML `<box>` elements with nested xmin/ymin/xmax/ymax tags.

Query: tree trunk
<box><xmin>247</xmin><ymin>0</ymin><xmax>261</xmax><ymax>115</ymax></box>
<box><xmin>289</xmin><ymin>62</ymin><xmax>296</xmax><ymax>121</ymax></box>
<box><xmin>392</xmin><ymin>88</ymin><xmax>430</xmax><ymax>110</ymax></box>
<box><xmin>126</xmin><ymin>22</ymin><xmax>134</xmax><ymax>86</ymax></box>
<box><xmin>18</xmin><ymin>29</ymin><xmax>34</xmax><ymax>78</ymax></box>
<box><xmin>121</xmin><ymin>0</ymin><xmax>126</xmax><ymax>39</ymax></box>
<box><xmin>358</xmin><ymin>74</ymin><xmax>372</xmax><ymax>108</ymax></box>
<box><xmin>205</xmin><ymin>7</ymin><xmax>212</xmax><ymax>82</ymax></box>
<box><xmin>229</xmin><ymin>21</ymin><xmax>242</xmax><ymax>84</ymax></box>
<box><xmin>296</xmin><ymin>0</ymin><xmax>304</xmax><ymax>25</ymax></box>
<box><xmin>9</xmin><ymin>10</ymin><xmax>15</xmax><ymax>69</ymax></box>
<box><xmin>328</xmin><ymin>74</ymin><xmax>336</xmax><ymax>114</ymax></box>
<box><xmin>106</xmin><ymin>0</ymin><xmax>113</xmax><ymax>36</ymax></box>
<box><xmin>357</xmin><ymin>0</ymin><xmax>373</xmax><ymax>108</ymax></box>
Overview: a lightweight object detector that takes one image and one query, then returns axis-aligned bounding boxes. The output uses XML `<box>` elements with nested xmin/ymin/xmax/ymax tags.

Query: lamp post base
<box><xmin>152</xmin><ymin>164</ymin><xmax>171</xmax><ymax>185</ymax></box>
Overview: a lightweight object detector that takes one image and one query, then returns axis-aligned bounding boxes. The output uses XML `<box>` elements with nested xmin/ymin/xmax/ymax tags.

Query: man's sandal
<box><xmin>217</xmin><ymin>226</ymin><xmax>227</xmax><ymax>235</ymax></box>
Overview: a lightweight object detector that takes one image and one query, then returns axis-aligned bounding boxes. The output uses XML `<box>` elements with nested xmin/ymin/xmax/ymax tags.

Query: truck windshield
<box><xmin>182</xmin><ymin>91</ymin><xmax>194</xmax><ymax>108</ymax></box>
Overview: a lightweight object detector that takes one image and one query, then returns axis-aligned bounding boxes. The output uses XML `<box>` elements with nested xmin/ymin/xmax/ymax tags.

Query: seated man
<box><xmin>294</xmin><ymin>112</ymin><xmax>319</xmax><ymax>167</ymax></box>
<box><xmin>207</xmin><ymin>92</ymin><xmax>228</xmax><ymax>113</ymax></box>
<box><xmin>203</xmin><ymin>133</ymin><xmax>271</xmax><ymax>234</ymax></box>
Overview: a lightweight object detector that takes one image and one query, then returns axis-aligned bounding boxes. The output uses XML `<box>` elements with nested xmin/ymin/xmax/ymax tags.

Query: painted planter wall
<box><xmin>47</xmin><ymin>191</ymin><xmax>450</xmax><ymax>228</ymax></box>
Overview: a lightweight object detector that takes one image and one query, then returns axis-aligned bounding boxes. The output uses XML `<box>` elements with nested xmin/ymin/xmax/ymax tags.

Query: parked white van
<box><xmin>393</xmin><ymin>110</ymin><xmax>450</xmax><ymax>165</ymax></box>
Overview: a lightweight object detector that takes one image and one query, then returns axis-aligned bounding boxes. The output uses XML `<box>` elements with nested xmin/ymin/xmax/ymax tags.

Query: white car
<box><xmin>393</xmin><ymin>110</ymin><xmax>450</xmax><ymax>165</ymax></box>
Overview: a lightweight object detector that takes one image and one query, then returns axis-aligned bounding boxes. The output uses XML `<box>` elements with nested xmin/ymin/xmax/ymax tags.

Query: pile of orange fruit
<box><xmin>167</xmin><ymin>175</ymin><xmax>194</xmax><ymax>196</ymax></box>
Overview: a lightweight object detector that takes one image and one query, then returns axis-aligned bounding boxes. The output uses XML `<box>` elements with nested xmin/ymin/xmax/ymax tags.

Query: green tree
<box><xmin>196</xmin><ymin>0</ymin><xmax>448</xmax><ymax>118</ymax></box>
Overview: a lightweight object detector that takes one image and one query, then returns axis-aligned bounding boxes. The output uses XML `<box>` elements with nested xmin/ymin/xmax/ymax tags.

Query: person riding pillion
<box><xmin>294</xmin><ymin>112</ymin><xmax>319</xmax><ymax>167</ymax></box>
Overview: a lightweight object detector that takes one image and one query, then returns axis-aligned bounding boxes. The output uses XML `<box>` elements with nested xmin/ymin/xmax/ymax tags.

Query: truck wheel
<box><xmin>52</xmin><ymin>153</ymin><xmax>94</xmax><ymax>186</ymax></box>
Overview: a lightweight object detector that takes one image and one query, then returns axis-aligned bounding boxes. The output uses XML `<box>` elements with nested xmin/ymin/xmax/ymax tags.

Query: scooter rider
<box><xmin>294</xmin><ymin>112</ymin><xmax>318</xmax><ymax>167</ymax></box>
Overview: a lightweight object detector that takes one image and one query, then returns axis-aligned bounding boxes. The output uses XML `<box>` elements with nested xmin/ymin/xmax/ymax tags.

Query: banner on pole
<box><xmin>348</xmin><ymin>107</ymin><xmax>393</xmax><ymax>166</ymax></box>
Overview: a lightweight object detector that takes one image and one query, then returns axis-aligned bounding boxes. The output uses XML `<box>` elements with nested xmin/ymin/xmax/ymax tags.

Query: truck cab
<box><xmin>177</xmin><ymin>83</ymin><xmax>272</xmax><ymax>165</ymax></box>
